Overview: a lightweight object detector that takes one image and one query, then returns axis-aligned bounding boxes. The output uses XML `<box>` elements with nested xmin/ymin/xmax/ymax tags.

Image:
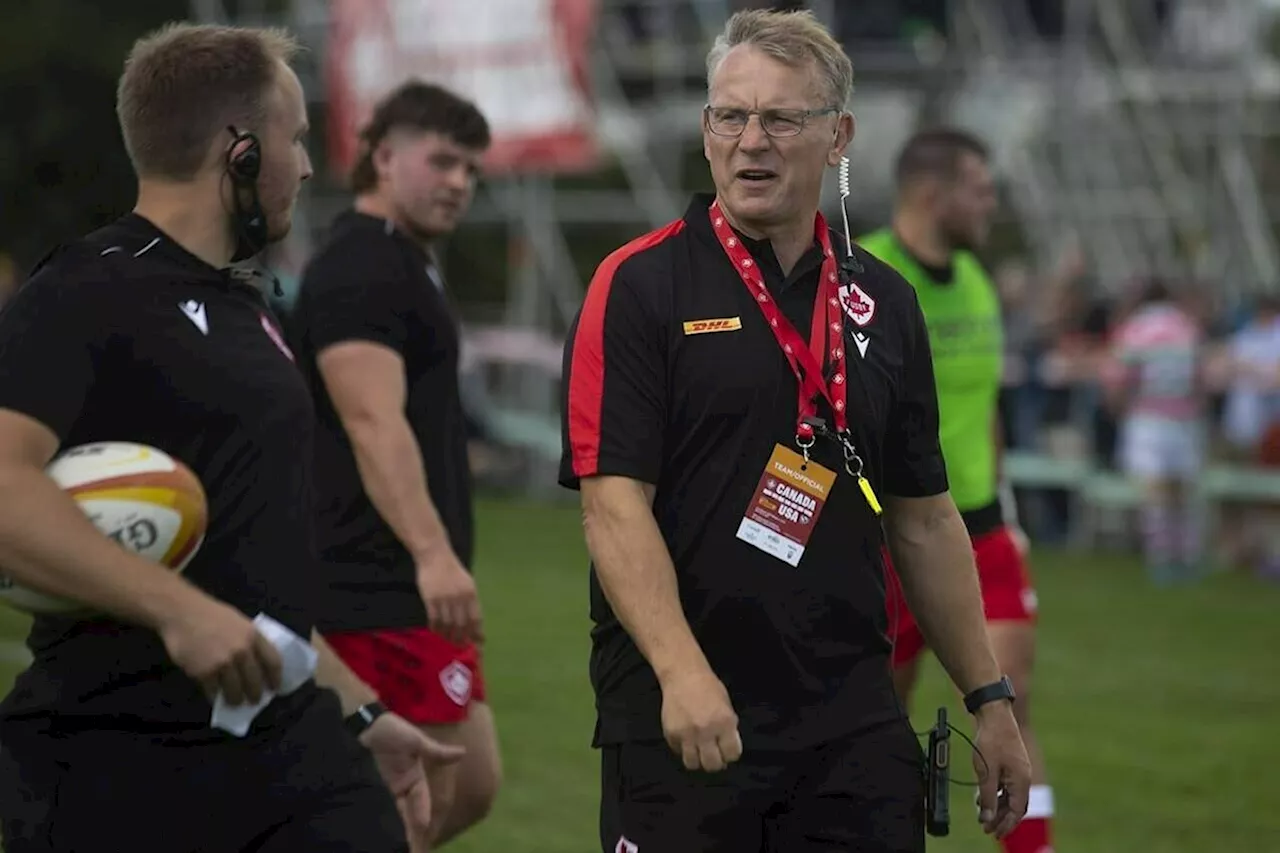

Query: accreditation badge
<box><xmin>735</xmin><ymin>444</ymin><xmax>836</xmax><ymax>567</ymax></box>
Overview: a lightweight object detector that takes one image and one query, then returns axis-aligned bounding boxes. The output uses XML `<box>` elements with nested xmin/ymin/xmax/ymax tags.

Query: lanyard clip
<box><xmin>838</xmin><ymin>431</ymin><xmax>864</xmax><ymax>477</ymax></box>
<box><xmin>837</xmin><ymin>430</ymin><xmax>882</xmax><ymax>515</ymax></box>
<box><xmin>796</xmin><ymin>419</ymin><xmax>816</xmax><ymax>463</ymax></box>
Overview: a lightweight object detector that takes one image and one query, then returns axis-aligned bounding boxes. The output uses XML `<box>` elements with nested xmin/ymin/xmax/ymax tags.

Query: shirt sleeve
<box><xmin>559</xmin><ymin>258</ymin><xmax>667</xmax><ymax>490</ymax></box>
<box><xmin>299</xmin><ymin>241</ymin><xmax>411</xmax><ymax>354</ymax></box>
<box><xmin>0</xmin><ymin>269</ymin><xmax>101</xmax><ymax>440</ymax></box>
<box><xmin>882</xmin><ymin>288</ymin><xmax>949</xmax><ymax>498</ymax></box>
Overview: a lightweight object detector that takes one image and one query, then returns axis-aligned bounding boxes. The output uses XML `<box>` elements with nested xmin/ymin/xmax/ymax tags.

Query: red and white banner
<box><xmin>326</xmin><ymin>0</ymin><xmax>600</xmax><ymax>178</ymax></box>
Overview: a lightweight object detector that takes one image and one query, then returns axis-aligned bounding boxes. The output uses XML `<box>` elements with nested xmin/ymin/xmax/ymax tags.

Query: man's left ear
<box><xmin>827</xmin><ymin>111</ymin><xmax>856</xmax><ymax>168</ymax></box>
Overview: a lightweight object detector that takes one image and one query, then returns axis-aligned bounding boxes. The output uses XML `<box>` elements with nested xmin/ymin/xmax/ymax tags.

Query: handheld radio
<box><xmin>926</xmin><ymin>706</ymin><xmax>952</xmax><ymax>836</ymax></box>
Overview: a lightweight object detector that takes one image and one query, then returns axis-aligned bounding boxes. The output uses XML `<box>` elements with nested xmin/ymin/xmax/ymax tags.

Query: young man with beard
<box><xmin>290</xmin><ymin>81</ymin><xmax>501</xmax><ymax>850</ymax></box>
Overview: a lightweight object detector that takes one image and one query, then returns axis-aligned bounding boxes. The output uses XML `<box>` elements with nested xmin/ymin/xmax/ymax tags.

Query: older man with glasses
<box><xmin>558</xmin><ymin>8</ymin><xmax>1030</xmax><ymax>853</ymax></box>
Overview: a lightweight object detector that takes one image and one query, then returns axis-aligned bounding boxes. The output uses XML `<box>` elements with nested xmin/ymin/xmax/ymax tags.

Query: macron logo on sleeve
<box><xmin>179</xmin><ymin>300</ymin><xmax>209</xmax><ymax>335</ymax></box>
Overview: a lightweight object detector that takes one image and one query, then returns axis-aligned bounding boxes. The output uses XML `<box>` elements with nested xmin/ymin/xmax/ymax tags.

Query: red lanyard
<box><xmin>708</xmin><ymin>201</ymin><xmax>883</xmax><ymax>516</ymax></box>
<box><xmin>708</xmin><ymin>200</ymin><xmax>847</xmax><ymax>441</ymax></box>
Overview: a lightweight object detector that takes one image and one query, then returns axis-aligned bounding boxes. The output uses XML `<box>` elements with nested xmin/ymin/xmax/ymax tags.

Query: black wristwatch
<box><xmin>963</xmin><ymin>676</ymin><xmax>1016</xmax><ymax>714</ymax></box>
<box><xmin>344</xmin><ymin>701</ymin><xmax>388</xmax><ymax>738</ymax></box>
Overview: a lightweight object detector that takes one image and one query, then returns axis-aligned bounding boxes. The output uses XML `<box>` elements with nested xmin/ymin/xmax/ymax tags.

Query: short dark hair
<box><xmin>349</xmin><ymin>81</ymin><xmax>492</xmax><ymax>193</ymax></box>
<box><xmin>894</xmin><ymin>127</ymin><xmax>990</xmax><ymax>189</ymax></box>
<box><xmin>1255</xmin><ymin>293</ymin><xmax>1280</xmax><ymax>315</ymax></box>
<box><xmin>1136</xmin><ymin>275</ymin><xmax>1173</xmax><ymax>305</ymax></box>
<box><xmin>117</xmin><ymin>23</ymin><xmax>300</xmax><ymax>181</ymax></box>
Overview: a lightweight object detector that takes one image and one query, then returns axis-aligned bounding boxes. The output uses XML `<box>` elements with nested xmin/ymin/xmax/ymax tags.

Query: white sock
<box><xmin>1026</xmin><ymin>784</ymin><xmax>1055</xmax><ymax>819</ymax></box>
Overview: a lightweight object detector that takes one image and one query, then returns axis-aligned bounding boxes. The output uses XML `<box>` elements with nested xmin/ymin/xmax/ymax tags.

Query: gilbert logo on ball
<box><xmin>0</xmin><ymin>442</ymin><xmax>209</xmax><ymax>615</ymax></box>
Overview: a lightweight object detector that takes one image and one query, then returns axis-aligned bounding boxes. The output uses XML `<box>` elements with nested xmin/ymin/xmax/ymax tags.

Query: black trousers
<box><xmin>600</xmin><ymin>719</ymin><xmax>925</xmax><ymax>853</ymax></box>
<box><xmin>0</xmin><ymin>690</ymin><xmax>407</xmax><ymax>852</ymax></box>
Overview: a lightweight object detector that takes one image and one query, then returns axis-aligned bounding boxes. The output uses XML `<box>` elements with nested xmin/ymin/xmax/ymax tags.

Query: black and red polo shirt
<box><xmin>560</xmin><ymin>194</ymin><xmax>949</xmax><ymax>751</ymax></box>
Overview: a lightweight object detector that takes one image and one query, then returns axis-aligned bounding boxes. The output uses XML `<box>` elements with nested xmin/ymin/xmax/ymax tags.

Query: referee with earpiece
<box><xmin>0</xmin><ymin>22</ymin><xmax>458</xmax><ymax>853</ymax></box>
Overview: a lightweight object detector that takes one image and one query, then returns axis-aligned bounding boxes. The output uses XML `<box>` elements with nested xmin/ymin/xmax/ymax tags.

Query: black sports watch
<box><xmin>963</xmin><ymin>676</ymin><xmax>1016</xmax><ymax>714</ymax></box>
<box><xmin>344</xmin><ymin>701</ymin><xmax>388</xmax><ymax>738</ymax></box>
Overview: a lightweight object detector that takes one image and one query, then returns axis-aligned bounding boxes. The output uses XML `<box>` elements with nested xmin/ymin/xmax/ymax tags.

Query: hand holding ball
<box><xmin>0</xmin><ymin>442</ymin><xmax>209</xmax><ymax>614</ymax></box>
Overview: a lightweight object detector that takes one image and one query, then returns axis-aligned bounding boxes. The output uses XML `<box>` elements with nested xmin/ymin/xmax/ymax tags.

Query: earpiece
<box><xmin>224</xmin><ymin>124</ymin><xmax>269</xmax><ymax>264</ymax></box>
<box><xmin>225</xmin><ymin>125</ymin><xmax>262</xmax><ymax>184</ymax></box>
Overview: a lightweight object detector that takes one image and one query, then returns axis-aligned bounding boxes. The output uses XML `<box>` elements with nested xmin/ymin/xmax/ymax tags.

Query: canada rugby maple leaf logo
<box><xmin>838</xmin><ymin>282</ymin><xmax>875</xmax><ymax>327</ymax></box>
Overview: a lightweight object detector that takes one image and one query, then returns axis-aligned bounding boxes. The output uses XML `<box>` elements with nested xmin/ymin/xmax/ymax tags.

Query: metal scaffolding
<box><xmin>950</xmin><ymin>0</ymin><xmax>1280</xmax><ymax>300</ymax></box>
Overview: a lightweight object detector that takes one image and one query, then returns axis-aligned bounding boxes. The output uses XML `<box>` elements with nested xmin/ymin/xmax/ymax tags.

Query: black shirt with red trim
<box><xmin>290</xmin><ymin>211</ymin><xmax>474</xmax><ymax>634</ymax></box>
<box><xmin>559</xmin><ymin>194</ymin><xmax>948</xmax><ymax>751</ymax></box>
<box><xmin>0</xmin><ymin>214</ymin><xmax>322</xmax><ymax>734</ymax></box>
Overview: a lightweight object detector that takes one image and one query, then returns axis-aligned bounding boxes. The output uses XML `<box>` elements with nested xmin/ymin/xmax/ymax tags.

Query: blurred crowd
<box><xmin>994</xmin><ymin>244</ymin><xmax>1280</xmax><ymax>574</ymax></box>
<box><xmin>997</xmin><ymin>249</ymin><xmax>1280</xmax><ymax>468</ymax></box>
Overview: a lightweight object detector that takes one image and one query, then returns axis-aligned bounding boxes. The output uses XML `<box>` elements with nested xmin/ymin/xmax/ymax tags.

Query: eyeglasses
<box><xmin>703</xmin><ymin>105</ymin><xmax>840</xmax><ymax>138</ymax></box>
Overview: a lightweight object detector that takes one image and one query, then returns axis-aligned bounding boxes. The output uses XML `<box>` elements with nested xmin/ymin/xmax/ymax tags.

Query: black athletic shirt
<box><xmin>0</xmin><ymin>214</ymin><xmax>322</xmax><ymax>735</ymax></box>
<box><xmin>290</xmin><ymin>211</ymin><xmax>474</xmax><ymax>633</ymax></box>
<box><xmin>560</xmin><ymin>195</ymin><xmax>949</xmax><ymax>751</ymax></box>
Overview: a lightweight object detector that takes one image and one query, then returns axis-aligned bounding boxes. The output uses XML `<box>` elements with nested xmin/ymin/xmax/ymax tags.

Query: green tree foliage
<box><xmin>0</xmin><ymin>0</ymin><xmax>187</xmax><ymax>271</ymax></box>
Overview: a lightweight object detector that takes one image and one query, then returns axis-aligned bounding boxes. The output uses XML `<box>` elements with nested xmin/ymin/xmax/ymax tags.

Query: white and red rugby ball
<box><xmin>0</xmin><ymin>442</ymin><xmax>208</xmax><ymax>615</ymax></box>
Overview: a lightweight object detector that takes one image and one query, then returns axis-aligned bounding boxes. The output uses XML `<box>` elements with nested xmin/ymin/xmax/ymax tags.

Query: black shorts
<box><xmin>0</xmin><ymin>689</ymin><xmax>407</xmax><ymax>853</ymax></box>
<box><xmin>600</xmin><ymin>719</ymin><xmax>925</xmax><ymax>853</ymax></box>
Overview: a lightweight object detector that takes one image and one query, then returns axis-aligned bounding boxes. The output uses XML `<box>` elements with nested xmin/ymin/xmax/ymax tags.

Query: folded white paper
<box><xmin>210</xmin><ymin>613</ymin><xmax>318</xmax><ymax>737</ymax></box>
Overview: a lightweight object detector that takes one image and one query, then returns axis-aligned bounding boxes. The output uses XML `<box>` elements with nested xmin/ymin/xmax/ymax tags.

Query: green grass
<box><xmin>0</xmin><ymin>498</ymin><xmax>1277</xmax><ymax>852</ymax></box>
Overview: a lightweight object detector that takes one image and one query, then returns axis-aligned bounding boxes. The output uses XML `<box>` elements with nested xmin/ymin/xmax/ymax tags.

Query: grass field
<box><xmin>0</xmin><ymin>498</ymin><xmax>1277</xmax><ymax>852</ymax></box>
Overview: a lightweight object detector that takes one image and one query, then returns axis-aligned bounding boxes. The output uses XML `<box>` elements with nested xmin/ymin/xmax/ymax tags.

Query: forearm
<box><xmin>0</xmin><ymin>466</ymin><xmax>208</xmax><ymax>629</ymax></box>
<box><xmin>312</xmin><ymin>630</ymin><xmax>378</xmax><ymax>715</ymax></box>
<box><xmin>582</xmin><ymin>478</ymin><xmax>709</xmax><ymax>684</ymax></box>
<box><xmin>345</xmin><ymin>415</ymin><xmax>452</xmax><ymax>561</ymax></box>
<box><xmin>885</xmin><ymin>497</ymin><xmax>1002</xmax><ymax>694</ymax></box>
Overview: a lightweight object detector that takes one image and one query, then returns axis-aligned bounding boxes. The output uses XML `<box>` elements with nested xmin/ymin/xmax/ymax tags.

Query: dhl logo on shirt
<box><xmin>682</xmin><ymin>317</ymin><xmax>742</xmax><ymax>335</ymax></box>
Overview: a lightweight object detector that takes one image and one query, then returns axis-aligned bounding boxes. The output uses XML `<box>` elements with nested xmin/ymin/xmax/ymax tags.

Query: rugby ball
<box><xmin>0</xmin><ymin>442</ymin><xmax>208</xmax><ymax>615</ymax></box>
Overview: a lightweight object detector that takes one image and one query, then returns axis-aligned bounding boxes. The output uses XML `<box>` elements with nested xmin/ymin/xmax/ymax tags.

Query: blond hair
<box><xmin>117</xmin><ymin>22</ymin><xmax>301</xmax><ymax>181</ymax></box>
<box><xmin>706</xmin><ymin>9</ymin><xmax>853</xmax><ymax>109</ymax></box>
